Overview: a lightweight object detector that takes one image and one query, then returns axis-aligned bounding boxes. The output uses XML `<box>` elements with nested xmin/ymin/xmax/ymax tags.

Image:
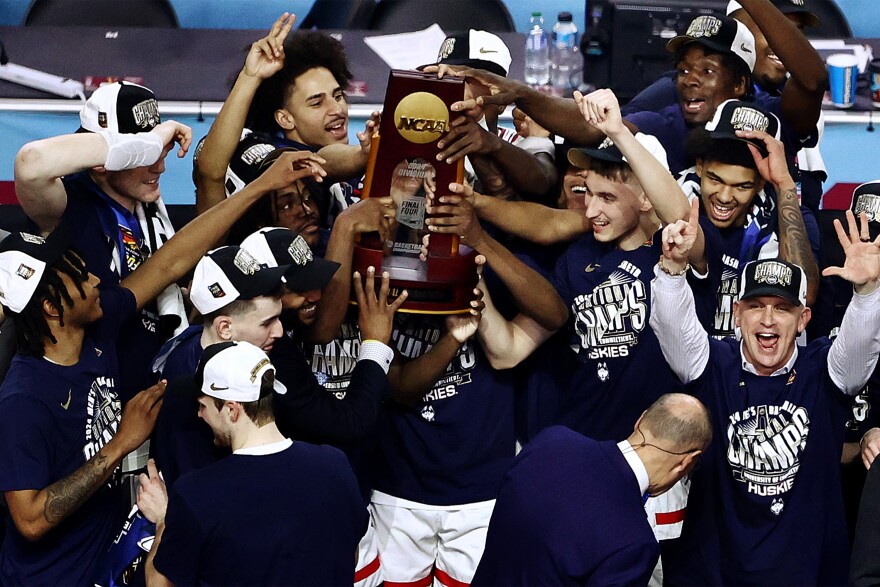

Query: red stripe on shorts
<box><xmin>385</xmin><ymin>574</ymin><xmax>434</xmax><ymax>587</ymax></box>
<box><xmin>655</xmin><ymin>508</ymin><xmax>687</xmax><ymax>525</ymax></box>
<box><xmin>435</xmin><ymin>567</ymin><xmax>470</xmax><ymax>587</ymax></box>
<box><xmin>354</xmin><ymin>554</ymin><xmax>381</xmax><ymax>582</ymax></box>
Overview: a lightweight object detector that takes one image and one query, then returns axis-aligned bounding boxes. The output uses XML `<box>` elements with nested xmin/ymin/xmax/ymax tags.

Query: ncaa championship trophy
<box><xmin>353</xmin><ymin>69</ymin><xmax>478</xmax><ymax>313</ymax></box>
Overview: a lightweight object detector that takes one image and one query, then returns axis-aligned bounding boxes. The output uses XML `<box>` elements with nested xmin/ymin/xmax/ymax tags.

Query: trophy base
<box><xmin>352</xmin><ymin>244</ymin><xmax>478</xmax><ymax>314</ymax></box>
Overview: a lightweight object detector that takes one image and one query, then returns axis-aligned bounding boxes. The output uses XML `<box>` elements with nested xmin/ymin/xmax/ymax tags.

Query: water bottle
<box><xmin>524</xmin><ymin>12</ymin><xmax>549</xmax><ymax>86</ymax></box>
<box><xmin>551</xmin><ymin>11</ymin><xmax>582</xmax><ymax>97</ymax></box>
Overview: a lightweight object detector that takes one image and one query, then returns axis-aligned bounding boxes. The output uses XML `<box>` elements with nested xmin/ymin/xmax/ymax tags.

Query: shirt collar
<box><xmin>234</xmin><ymin>438</ymin><xmax>292</xmax><ymax>456</ymax></box>
<box><xmin>739</xmin><ymin>342</ymin><xmax>799</xmax><ymax>376</ymax></box>
<box><xmin>617</xmin><ymin>440</ymin><xmax>650</xmax><ymax>496</ymax></box>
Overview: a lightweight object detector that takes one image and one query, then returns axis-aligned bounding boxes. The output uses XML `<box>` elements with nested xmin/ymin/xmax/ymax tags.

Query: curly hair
<box><xmin>246</xmin><ymin>31</ymin><xmax>353</xmax><ymax>135</ymax></box>
<box><xmin>13</xmin><ymin>250</ymin><xmax>89</xmax><ymax>357</ymax></box>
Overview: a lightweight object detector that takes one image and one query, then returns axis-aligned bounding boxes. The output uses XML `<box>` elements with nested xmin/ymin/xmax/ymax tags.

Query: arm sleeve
<box><xmin>828</xmin><ymin>286</ymin><xmax>880</xmax><ymax>395</ymax></box>
<box><xmin>272</xmin><ymin>339</ymin><xmax>389</xmax><ymax>443</ymax></box>
<box><xmin>649</xmin><ymin>265</ymin><xmax>710</xmax><ymax>383</ymax></box>
<box><xmin>0</xmin><ymin>394</ymin><xmax>55</xmax><ymax>491</ymax></box>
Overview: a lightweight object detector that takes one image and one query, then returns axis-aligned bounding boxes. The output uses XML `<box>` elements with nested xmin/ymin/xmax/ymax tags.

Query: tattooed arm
<box><xmin>737</xmin><ymin>128</ymin><xmax>819</xmax><ymax>305</ymax></box>
<box><xmin>4</xmin><ymin>381</ymin><xmax>164</xmax><ymax>541</ymax></box>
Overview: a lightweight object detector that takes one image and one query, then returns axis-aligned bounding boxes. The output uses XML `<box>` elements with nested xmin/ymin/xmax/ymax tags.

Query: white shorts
<box><xmin>645</xmin><ymin>476</ymin><xmax>690</xmax><ymax>541</ymax></box>
<box><xmin>371</xmin><ymin>491</ymin><xmax>495</xmax><ymax>587</ymax></box>
<box><xmin>355</xmin><ymin>509</ymin><xmax>383</xmax><ymax>587</ymax></box>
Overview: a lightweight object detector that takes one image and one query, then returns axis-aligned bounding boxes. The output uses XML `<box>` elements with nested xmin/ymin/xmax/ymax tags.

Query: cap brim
<box><xmin>741</xmin><ymin>287</ymin><xmax>803</xmax><ymax>307</ymax></box>
<box><xmin>706</xmin><ymin>133</ymin><xmax>769</xmax><ymax>157</ymax></box>
<box><xmin>666</xmin><ymin>36</ymin><xmax>731</xmax><ymax>57</ymax></box>
<box><xmin>238</xmin><ymin>265</ymin><xmax>288</xmax><ymax>299</ymax></box>
<box><xmin>283</xmin><ymin>257</ymin><xmax>341</xmax><ymax>292</ymax></box>
<box><xmin>567</xmin><ymin>147</ymin><xmax>624</xmax><ymax>169</ymax></box>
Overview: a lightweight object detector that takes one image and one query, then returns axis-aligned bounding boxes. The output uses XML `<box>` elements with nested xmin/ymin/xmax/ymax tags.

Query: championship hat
<box><xmin>220</xmin><ymin>131</ymin><xmax>278</xmax><ymax>197</ymax></box>
<box><xmin>78</xmin><ymin>81</ymin><xmax>161</xmax><ymax>134</ymax></box>
<box><xmin>726</xmin><ymin>0</ymin><xmax>820</xmax><ymax>28</ymax></box>
<box><xmin>197</xmin><ymin>341</ymin><xmax>287</xmax><ymax>402</ymax></box>
<box><xmin>666</xmin><ymin>15</ymin><xmax>757</xmax><ymax>72</ymax></box>
<box><xmin>0</xmin><ymin>225</ymin><xmax>70</xmax><ymax>314</ymax></box>
<box><xmin>850</xmin><ymin>180</ymin><xmax>880</xmax><ymax>229</ymax></box>
<box><xmin>190</xmin><ymin>246</ymin><xmax>288</xmax><ymax>315</ymax></box>
<box><xmin>568</xmin><ymin>132</ymin><xmax>670</xmax><ymax>172</ymax></box>
<box><xmin>704</xmin><ymin>99</ymin><xmax>781</xmax><ymax>157</ymax></box>
<box><xmin>240</xmin><ymin>227</ymin><xmax>340</xmax><ymax>293</ymax></box>
<box><xmin>431</xmin><ymin>29</ymin><xmax>512</xmax><ymax>77</ymax></box>
<box><xmin>739</xmin><ymin>259</ymin><xmax>807</xmax><ymax>307</ymax></box>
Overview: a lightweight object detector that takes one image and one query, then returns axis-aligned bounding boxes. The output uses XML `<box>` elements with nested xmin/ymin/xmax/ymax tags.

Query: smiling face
<box><xmin>697</xmin><ymin>160</ymin><xmax>764</xmax><ymax>229</ymax></box>
<box><xmin>278</xmin><ymin>67</ymin><xmax>349</xmax><ymax>147</ymax></box>
<box><xmin>675</xmin><ymin>45</ymin><xmax>746</xmax><ymax>126</ymax></box>
<box><xmin>101</xmin><ymin>143</ymin><xmax>171</xmax><ymax>210</ymax></box>
<box><xmin>583</xmin><ymin>171</ymin><xmax>650</xmax><ymax>250</ymax></box>
<box><xmin>734</xmin><ymin>295</ymin><xmax>810</xmax><ymax>375</ymax></box>
<box><xmin>733</xmin><ymin>11</ymin><xmax>807</xmax><ymax>90</ymax></box>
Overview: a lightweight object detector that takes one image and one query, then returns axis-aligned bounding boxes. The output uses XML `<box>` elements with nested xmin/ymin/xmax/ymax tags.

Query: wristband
<box><xmin>100</xmin><ymin>130</ymin><xmax>164</xmax><ymax>171</ymax></box>
<box><xmin>658</xmin><ymin>256</ymin><xmax>690</xmax><ymax>277</ymax></box>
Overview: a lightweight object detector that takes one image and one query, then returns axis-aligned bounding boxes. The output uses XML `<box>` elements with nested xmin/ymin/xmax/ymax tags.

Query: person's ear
<box><xmin>798</xmin><ymin>306</ymin><xmax>812</xmax><ymax>334</ymax></box>
<box><xmin>226</xmin><ymin>401</ymin><xmax>242</xmax><ymax>422</ymax></box>
<box><xmin>732</xmin><ymin>300</ymin><xmax>742</xmax><ymax>328</ymax></box>
<box><xmin>214</xmin><ymin>316</ymin><xmax>234</xmax><ymax>340</ymax></box>
<box><xmin>42</xmin><ymin>297</ymin><xmax>61</xmax><ymax>319</ymax></box>
<box><xmin>275</xmin><ymin>109</ymin><xmax>296</xmax><ymax>131</ymax></box>
<box><xmin>695</xmin><ymin>159</ymin><xmax>705</xmax><ymax>178</ymax></box>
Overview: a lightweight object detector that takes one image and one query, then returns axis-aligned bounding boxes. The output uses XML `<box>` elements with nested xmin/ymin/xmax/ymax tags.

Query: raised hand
<box><xmin>822</xmin><ymin>210</ymin><xmax>880</xmax><ymax>293</ymax></box>
<box><xmin>445</xmin><ymin>286</ymin><xmax>485</xmax><ymax>343</ymax></box>
<box><xmin>152</xmin><ymin>121</ymin><xmax>193</xmax><ymax>159</ymax></box>
<box><xmin>354</xmin><ymin>266</ymin><xmax>408</xmax><ymax>344</ymax></box>
<box><xmin>512</xmin><ymin>107</ymin><xmax>550</xmax><ymax>139</ymax></box>
<box><xmin>574</xmin><ymin>88</ymin><xmax>624</xmax><ymax>136</ymax></box>
<box><xmin>243</xmin><ymin>13</ymin><xmax>295</xmax><ymax>80</ymax></box>
<box><xmin>356</xmin><ymin>111</ymin><xmax>381</xmax><ymax>156</ymax></box>
<box><xmin>661</xmin><ymin>197</ymin><xmax>700</xmax><ymax>271</ymax></box>
<box><xmin>251</xmin><ymin>150</ymin><xmax>327</xmax><ymax>193</ymax></box>
<box><xmin>423</xmin><ymin>66</ymin><xmax>522</xmax><ymax>112</ymax></box>
<box><xmin>737</xmin><ymin>129</ymin><xmax>793</xmax><ymax>189</ymax></box>
<box><xmin>136</xmin><ymin>458</ymin><xmax>168</xmax><ymax>524</ymax></box>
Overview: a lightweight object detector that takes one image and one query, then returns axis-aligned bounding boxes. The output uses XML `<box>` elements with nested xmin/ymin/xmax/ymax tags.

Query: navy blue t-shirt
<box><xmin>0</xmin><ymin>286</ymin><xmax>135</xmax><ymax>586</ymax></box>
<box><xmin>153</xmin><ymin>442</ymin><xmax>367</xmax><ymax>586</ymax></box>
<box><xmin>552</xmin><ymin>231</ymin><xmax>686</xmax><ymax>441</ymax></box>
<box><xmin>58</xmin><ymin>172</ymin><xmax>163</xmax><ymax>403</ymax></box>
<box><xmin>669</xmin><ymin>338</ymin><xmax>851</xmax><ymax>586</ymax></box>
<box><xmin>472</xmin><ymin>427</ymin><xmax>658</xmax><ymax>586</ymax></box>
<box><xmin>372</xmin><ymin>313</ymin><xmax>516</xmax><ymax>505</ymax></box>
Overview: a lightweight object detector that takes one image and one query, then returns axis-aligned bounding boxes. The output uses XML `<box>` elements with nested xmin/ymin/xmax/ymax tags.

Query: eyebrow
<box><xmin>706</xmin><ymin>171</ymin><xmax>754</xmax><ymax>188</ymax></box>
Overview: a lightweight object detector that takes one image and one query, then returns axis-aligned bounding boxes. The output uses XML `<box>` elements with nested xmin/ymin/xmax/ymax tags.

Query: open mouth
<box><xmin>766</xmin><ymin>51</ymin><xmax>783</xmax><ymax>67</ymax></box>
<box><xmin>299</xmin><ymin>304</ymin><xmax>317</xmax><ymax>318</ymax></box>
<box><xmin>756</xmin><ymin>332</ymin><xmax>779</xmax><ymax>351</ymax></box>
<box><xmin>682</xmin><ymin>98</ymin><xmax>706</xmax><ymax>115</ymax></box>
<box><xmin>709</xmin><ymin>202</ymin><xmax>738</xmax><ymax>223</ymax></box>
<box><xmin>326</xmin><ymin>118</ymin><xmax>348</xmax><ymax>139</ymax></box>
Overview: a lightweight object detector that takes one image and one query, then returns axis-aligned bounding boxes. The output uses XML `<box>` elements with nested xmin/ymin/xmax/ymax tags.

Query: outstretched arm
<box><xmin>738</xmin><ymin>128</ymin><xmax>819</xmax><ymax>305</ymax></box>
<box><xmin>575</xmin><ymin>88</ymin><xmax>706</xmax><ymax>271</ymax></box>
<box><xmin>472</xmin><ymin>191</ymin><xmax>588</xmax><ymax>245</ymax></box>
<box><xmin>427</xmin><ymin>65</ymin><xmax>621</xmax><ymax>146</ymax></box>
<box><xmin>825</xmin><ymin>211</ymin><xmax>880</xmax><ymax>395</ymax></box>
<box><xmin>122</xmin><ymin>151</ymin><xmax>323</xmax><ymax>310</ymax></box>
<box><xmin>195</xmin><ymin>12</ymin><xmax>295</xmax><ymax>215</ymax></box>
<box><xmin>5</xmin><ymin>382</ymin><xmax>165</xmax><ymax>542</ymax></box>
<box><xmin>427</xmin><ymin>184</ymin><xmax>568</xmax><ymax>331</ymax></box>
<box><xmin>737</xmin><ymin>0</ymin><xmax>826</xmax><ymax>138</ymax></box>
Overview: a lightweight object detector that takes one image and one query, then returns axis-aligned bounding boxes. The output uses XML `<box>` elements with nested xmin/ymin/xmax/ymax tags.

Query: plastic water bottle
<box><xmin>524</xmin><ymin>12</ymin><xmax>549</xmax><ymax>86</ymax></box>
<box><xmin>551</xmin><ymin>11</ymin><xmax>582</xmax><ymax>97</ymax></box>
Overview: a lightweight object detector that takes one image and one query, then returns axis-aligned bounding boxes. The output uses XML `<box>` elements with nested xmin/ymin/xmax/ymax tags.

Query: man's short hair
<box><xmin>247</xmin><ymin>31</ymin><xmax>353</xmax><ymax>134</ymax></box>
<box><xmin>201</xmin><ymin>284</ymin><xmax>284</xmax><ymax>325</ymax></box>
<box><xmin>642</xmin><ymin>393</ymin><xmax>713</xmax><ymax>453</ymax></box>
<box><xmin>210</xmin><ymin>381</ymin><xmax>276</xmax><ymax>427</ymax></box>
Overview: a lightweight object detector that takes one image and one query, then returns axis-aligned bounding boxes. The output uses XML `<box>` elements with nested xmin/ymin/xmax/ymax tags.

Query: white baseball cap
<box><xmin>190</xmin><ymin>246</ymin><xmax>288</xmax><ymax>315</ymax></box>
<box><xmin>197</xmin><ymin>341</ymin><xmax>287</xmax><ymax>402</ymax></box>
